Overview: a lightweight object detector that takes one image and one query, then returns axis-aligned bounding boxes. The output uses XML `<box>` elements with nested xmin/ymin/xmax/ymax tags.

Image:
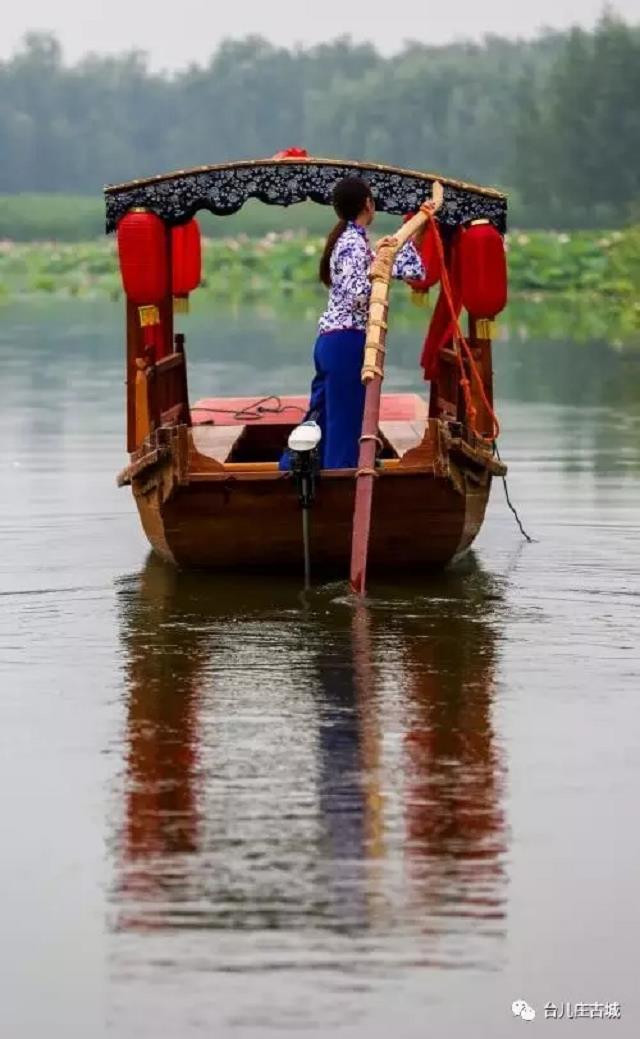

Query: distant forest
<box><xmin>1</xmin><ymin>11</ymin><xmax>639</xmax><ymax>227</ymax></box>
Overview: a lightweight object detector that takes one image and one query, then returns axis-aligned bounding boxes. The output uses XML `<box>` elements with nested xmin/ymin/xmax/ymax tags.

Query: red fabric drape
<box><xmin>403</xmin><ymin>216</ymin><xmax>443</xmax><ymax>293</ymax></box>
<box><xmin>420</xmin><ymin>230</ymin><xmax>463</xmax><ymax>381</ymax></box>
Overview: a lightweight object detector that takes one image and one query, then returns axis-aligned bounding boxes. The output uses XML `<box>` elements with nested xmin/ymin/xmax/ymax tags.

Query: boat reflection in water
<box><xmin>114</xmin><ymin>555</ymin><xmax>507</xmax><ymax>968</ymax></box>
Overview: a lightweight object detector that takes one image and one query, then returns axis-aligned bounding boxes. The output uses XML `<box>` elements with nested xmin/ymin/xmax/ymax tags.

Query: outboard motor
<box><xmin>287</xmin><ymin>421</ymin><xmax>322</xmax><ymax>588</ymax></box>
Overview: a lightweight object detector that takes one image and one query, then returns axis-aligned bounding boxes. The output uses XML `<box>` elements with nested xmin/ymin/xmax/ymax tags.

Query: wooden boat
<box><xmin>107</xmin><ymin>155</ymin><xmax>507</xmax><ymax>577</ymax></box>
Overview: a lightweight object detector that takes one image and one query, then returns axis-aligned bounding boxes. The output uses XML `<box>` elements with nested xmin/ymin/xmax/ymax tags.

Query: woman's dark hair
<box><xmin>319</xmin><ymin>176</ymin><xmax>373</xmax><ymax>287</ymax></box>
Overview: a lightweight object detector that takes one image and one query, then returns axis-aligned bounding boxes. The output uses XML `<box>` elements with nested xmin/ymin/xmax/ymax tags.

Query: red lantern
<box><xmin>116</xmin><ymin>210</ymin><xmax>169</xmax><ymax>342</ymax></box>
<box><xmin>172</xmin><ymin>219</ymin><xmax>201</xmax><ymax>313</ymax></box>
<box><xmin>459</xmin><ymin>220</ymin><xmax>507</xmax><ymax>319</ymax></box>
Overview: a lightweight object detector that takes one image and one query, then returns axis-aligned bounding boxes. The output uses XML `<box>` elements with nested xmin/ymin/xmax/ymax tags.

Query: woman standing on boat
<box><xmin>303</xmin><ymin>176</ymin><xmax>427</xmax><ymax>470</ymax></box>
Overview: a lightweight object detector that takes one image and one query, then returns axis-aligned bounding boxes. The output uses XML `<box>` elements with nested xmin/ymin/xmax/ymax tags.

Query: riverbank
<box><xmin>1</xmin><ymin>228</ymin><xmax>638</xmax><ymax>342</ymax></box>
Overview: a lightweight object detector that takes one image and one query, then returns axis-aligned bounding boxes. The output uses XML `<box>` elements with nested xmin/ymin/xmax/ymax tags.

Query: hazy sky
<box><xmin>4</xmin><ymin>0</ymin><xmax>639</xmax><ymax>69</ymax></box>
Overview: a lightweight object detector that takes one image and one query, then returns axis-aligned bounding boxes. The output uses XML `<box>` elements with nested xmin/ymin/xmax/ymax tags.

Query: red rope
<box><xmin>429</xmin><ymin>221</ymin><xmax>501</xmax><ymax>443</ymax></box>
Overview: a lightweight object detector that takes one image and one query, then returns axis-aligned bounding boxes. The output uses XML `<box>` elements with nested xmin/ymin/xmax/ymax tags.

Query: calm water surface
<box><xmin>1</xmin><ymin>302</ymin><xmax>640</xmax><ymax>1037</ymax></box>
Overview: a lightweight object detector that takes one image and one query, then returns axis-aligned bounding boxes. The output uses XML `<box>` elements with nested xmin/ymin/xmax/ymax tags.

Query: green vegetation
<box><xmin>0</xmin><ymin>196</ymin><xmax>400</xmax><ymax>243</ymax></box>
<box><xmin>0</xmin><ymin>194</ymin><xmax>104</xmax><ymax>242</ymax></box>
<box><xmin>507</xmin><ymin>228</ymin><xmax>640</xmax><ymax>298</ymax></box>
<box><xmin>0</xmin><ymin>13</ymin><xmax>639</xmax><ymax>228</ymax></box>
<box><xmin>1</xmin><ymin>229</ymin><xmax>638</xmax><ymax>343</ymax></box>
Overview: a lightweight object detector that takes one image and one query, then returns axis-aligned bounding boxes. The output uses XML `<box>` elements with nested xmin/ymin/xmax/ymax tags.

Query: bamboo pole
<box><xmin>349</xmin><ymin>181</ymin><xmax>444</xmax><ymax>596</ymax></box>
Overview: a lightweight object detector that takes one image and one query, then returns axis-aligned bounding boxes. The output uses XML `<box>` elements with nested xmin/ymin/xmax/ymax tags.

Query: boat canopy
<box><xmin>104</xmin><ymin>156</ymin><xmax>507</xmax><ymax>234</ymax></box>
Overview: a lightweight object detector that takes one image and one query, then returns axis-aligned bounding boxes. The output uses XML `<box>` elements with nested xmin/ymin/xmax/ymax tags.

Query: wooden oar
<box><xmin>349</xmin><ymin>181</ymin><xmax>444</xmax><ymax>596</ymax></box>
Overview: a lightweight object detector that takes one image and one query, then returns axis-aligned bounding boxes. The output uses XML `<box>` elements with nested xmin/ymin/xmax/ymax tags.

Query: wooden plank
<box><xmin>155</xmin><ymin>352</ymin><xmax>184</xmax><ymax>375</ymax></box>
<box><xmin>186</xmin><ymin>462</ymin><xmax>452</xmax><ymax>484</ymax></box>
<box><xmin>160</xmin><ymin>402</ymin><xmax>184</xmax><ymax>426</ymax></box>
<box><xmin>399</xmin><ymin>418</ymin><xmax>441</xmax><ymax>469</ymax></box>
<box><xmin>379</xmin><ymin>420</ymin><xmax>426</xmax><ymax>458</ymax></box>
<box><xmin>191</xmin><ymin>425</ymin><xmax>246</xmax><ymax>463</ymax></box>
<box><xmin>116</xmin><ymin>446</ymin><xmax>169</xmax><ymax>487</ymax></box>
<box><xmin>189</xmin><ymin>472</ymin><xmax>283</xmax><ymax>483</ymax></box>
<box><xmin>447</xmin><ymin>436</ymin><xmax>506</xmax><ymax>475</ymax></box>
<box><xmin>223</xmin><ymin>461</ymin><xmax>280</xmax><ymax>472</ymax></box>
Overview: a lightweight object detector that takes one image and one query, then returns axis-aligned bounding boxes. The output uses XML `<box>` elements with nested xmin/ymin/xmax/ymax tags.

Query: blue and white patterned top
<box><xmin>318</xmin><ymin>221</ymin><xmax>424</xmax><ymax>334</ymax></box>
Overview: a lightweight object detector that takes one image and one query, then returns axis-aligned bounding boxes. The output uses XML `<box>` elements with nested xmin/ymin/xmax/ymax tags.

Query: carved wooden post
<box><xmin>126</xmin><ymin>299</ymin><xmax>143</xmax><ymax>453</ymax></box>
<box><xmin>468</xmin><ymin>316</ymin><xmax>495</xmax><ymax>440</ymax></box>
<box><xmin>175</xmin><ymin>333</ymin><xmax>192</xmax><ymax>426</ymax></box>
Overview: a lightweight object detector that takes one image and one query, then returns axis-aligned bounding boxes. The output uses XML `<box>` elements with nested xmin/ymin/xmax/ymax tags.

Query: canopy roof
<box><xmin>104</xmin><ymin>156</ymin><xmax>507</xmax><ymax>234</ymax></box>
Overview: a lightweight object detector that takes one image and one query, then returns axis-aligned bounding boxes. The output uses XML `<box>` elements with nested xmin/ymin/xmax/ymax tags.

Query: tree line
<box><xmin>0</xmin><ymin>12</ymin><xmax>638</xmax><ymax>227</ymax></box>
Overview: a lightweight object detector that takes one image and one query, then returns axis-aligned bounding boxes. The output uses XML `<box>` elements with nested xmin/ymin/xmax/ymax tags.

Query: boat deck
<box><xmin>190</xmin><ymin>392</ymin><xmax>428</xmax><ymax>466</ymax></box>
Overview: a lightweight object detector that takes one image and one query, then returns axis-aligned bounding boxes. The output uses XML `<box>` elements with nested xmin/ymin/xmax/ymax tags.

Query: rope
<box><xmin>430</xmin><ymin>220</ymin><xmax>501</xmax><ymax>444</ymax></box>
<box><xmin>494</xmin><ymin>442</ymin><xmax>537</xmax><ymax>543</ymax></box>
<box><xmin>427</xmin><ymin>221</ymin><xmax>536</xmax><ymax>542</ymax></box>
<box><xmin>421</xmin><ymin>218</ymin><xmax>534</xmax><ymax>542</ymax></box>
<box><xmin>193</xmin><ymin>395</ymin><xmax>307</xmax><ymax>423</ymax></box>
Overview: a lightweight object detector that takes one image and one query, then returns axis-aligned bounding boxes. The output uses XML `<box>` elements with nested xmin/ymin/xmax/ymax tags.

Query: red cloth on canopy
<box><xmin>271</xmin><ymin>147</ymin><xmax>309</xmax><ymax>159</ymax></box>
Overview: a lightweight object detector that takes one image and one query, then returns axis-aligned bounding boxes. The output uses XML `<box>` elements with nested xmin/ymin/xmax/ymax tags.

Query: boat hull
<box><xmin>132</xmin><ymin>465</ymin><xmax>491</xmax><ymax>573</ymax></box>
<box><xmin>118</xmin><ymin>396</ymin><xmax>503</xmax><ymax>576</ymax></box>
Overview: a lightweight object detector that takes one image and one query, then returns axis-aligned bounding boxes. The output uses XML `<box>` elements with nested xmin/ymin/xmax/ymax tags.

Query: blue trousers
<box><xmin>308</xmin><ymin>330</ymin><xmax>366</xmax><ymax>469</ymax></box>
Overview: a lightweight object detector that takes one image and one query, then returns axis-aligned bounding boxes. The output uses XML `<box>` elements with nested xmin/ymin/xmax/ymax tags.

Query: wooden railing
<box><xmin>153</xmin><ymin>335</ymin><xmax>191</xmax><ymax>427</ymax></box>
<box><xmin>133</xmin><ymin>333</ymin><xmax>191</xmax><ymax>451</ymax></box>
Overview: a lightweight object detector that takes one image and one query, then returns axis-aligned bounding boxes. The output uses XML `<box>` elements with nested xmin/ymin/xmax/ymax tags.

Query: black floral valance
<box><xmin>104</xmin><ymin>157</ymin><xmax>507</xmax><ymax>234</ymax></box>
